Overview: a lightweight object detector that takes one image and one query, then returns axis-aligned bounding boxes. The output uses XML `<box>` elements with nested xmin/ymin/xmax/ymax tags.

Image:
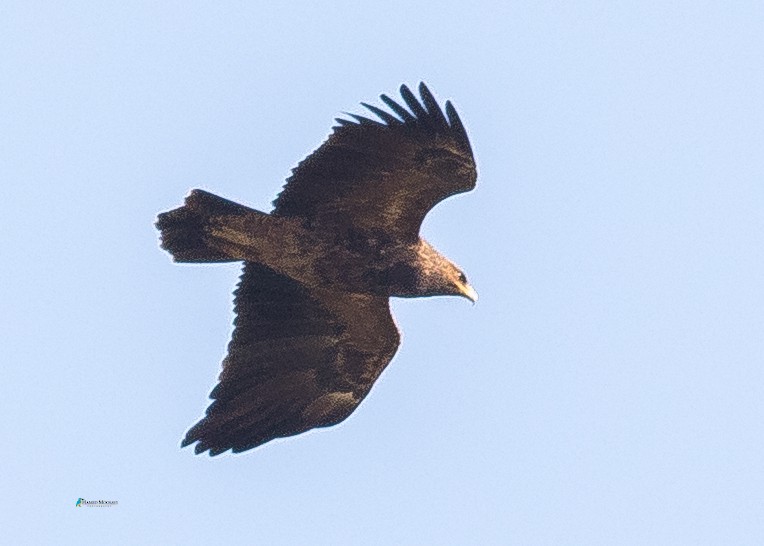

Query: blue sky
<box><xmin>2</xmin><ymin>1</ymin><xmax>762</xmax><ymax>544</ymax></box>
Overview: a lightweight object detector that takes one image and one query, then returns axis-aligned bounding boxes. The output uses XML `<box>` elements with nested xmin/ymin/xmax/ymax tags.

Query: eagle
<box><xmin>157</xmin><ymin>83</ymin><xmax>478</xmax><ymax>455</ymax></box>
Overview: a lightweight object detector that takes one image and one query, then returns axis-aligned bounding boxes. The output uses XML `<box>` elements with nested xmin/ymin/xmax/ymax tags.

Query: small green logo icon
<box><xmin>76</xmin><ymin>498</ymin><xmax>83</xmax><ymax>507</ymax></box>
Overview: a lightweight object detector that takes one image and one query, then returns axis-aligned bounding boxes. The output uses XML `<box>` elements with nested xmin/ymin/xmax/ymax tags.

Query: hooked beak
<box><xmin>457</xmin><ymin>282</ymin><xmax>479</xmax><ymax>304</ymax></box>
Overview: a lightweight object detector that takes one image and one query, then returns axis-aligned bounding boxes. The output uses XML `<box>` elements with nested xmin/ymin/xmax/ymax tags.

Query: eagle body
<box><xmin>168</xmin><ymin>190</ymin><xmax>468</xmax><ymax>299</ymax></box>
<box><xmin>157</xmin><ymin>83</ymin><xmax>477</xmax><ymax>455</ymax></box>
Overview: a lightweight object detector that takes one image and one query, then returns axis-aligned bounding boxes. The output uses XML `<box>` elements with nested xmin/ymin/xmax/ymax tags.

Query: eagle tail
<box><xmin>156</xmin><ymin>189</ymin><xmax>260</xmax><ymax>263</ymax></box>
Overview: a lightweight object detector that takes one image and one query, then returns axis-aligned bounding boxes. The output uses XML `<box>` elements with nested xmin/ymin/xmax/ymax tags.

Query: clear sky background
<box><xmin>2</xmin><ymin>1</ymin><xmax>762</xmax><ymax>544</ymax></box>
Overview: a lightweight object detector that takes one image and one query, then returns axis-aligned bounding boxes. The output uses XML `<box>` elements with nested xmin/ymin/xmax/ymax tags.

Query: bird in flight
<box><xmin>157</xmin><ymin>83</ymin><xmax>478</xmax><ymax>455</ymax></box>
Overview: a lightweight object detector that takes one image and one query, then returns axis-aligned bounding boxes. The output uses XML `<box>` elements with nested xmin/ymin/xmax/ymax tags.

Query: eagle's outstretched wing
<box><xmin>272</xmin><ymin>82</ymin><xmax>477</xmax><ymax>243</ymax></box>
<box><xmin>182</xmin><ymin>263</ymin><xmax>400</xmax><ymax>455</ymax></box>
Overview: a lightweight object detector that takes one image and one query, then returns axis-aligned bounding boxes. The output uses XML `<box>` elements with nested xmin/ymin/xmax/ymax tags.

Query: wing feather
<box><xmin>361</xmin><ymin>102</ymin><xmax>403</xmax><ymax>125</ymax></box>
<box><xmin>181</xmin><ymin>263</ymin><xmax>400</xmax><ymax>455</ymax></box>
<box><xmin>380</xmin><ymin>93</ymin><xmax>416</xmax><ymax>122</ymax></box>
<box><xmin>399</xmin><ymin>83</ymin><xmax>430</xmax><ymax>122</ymax></box>
<box><xmin>272</xmin><ymin>83</ymin><xmax>476</xmax><ymax>241</ymax></box>
<box><xmin>418</xmin><ymin>82</ymin><xmax>449</xmax><ymax>131</ymax></box>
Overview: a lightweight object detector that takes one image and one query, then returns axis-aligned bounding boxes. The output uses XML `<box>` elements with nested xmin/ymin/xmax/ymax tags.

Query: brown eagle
<box><xmin>157</xmin><ymin>83</ymin><xmax>478</xmax><ymax>455</ymax></box>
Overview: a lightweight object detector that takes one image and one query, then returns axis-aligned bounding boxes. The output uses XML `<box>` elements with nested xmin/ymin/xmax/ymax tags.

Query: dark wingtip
<box><xmin>333</xmin><ymin>84</ymin><xmax>472</xmax><ymax>157</ymax></box>
<box><xmin>348</xmin><ymin>113</ymin><xmax>382</xmax><ymax>126</ymax></box>
<box><xmin>334</xmin><ymin>117</ymin><xmax>355</xmax><ymax>127</ymax></box>
<box><xmin>444</xmin><ymin>100</ymin><xmax>472</xmax><ymax>153</ymax></box>
<box><xmin>181</xmin><ymin>420</ymin><xmax>203</xmax><ymax>450</ymax></box>
<box><xmin>380</xmin><ymin>93</ymin><xmax>416</xmax><ymax>122</ymax></box>
<box><xmin>361</xmin><ymin>102</ymin><xmax>402</xmax><ymax>125</ymax></box>
<box><xmin>417</xmin><ymin>82</ymin><xmax>449</xmax><ymax>130</ymax></box>
<box><xmin>399</xmin><ymin>84</ymin><xmax>428</xmax><ymax>121</ymax></box>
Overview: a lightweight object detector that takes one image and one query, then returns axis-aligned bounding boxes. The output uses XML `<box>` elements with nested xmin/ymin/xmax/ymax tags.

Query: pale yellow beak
<box><xmin>458</xmin><ymin>282</ymin><xmax>479</xmax><ymax>304</ymax></box>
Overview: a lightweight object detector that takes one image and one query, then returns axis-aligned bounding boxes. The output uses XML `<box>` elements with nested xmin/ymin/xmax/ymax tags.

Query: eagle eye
<box><xmin>458</xmin><ymin>272</ymin><xmax>467</xmax><ymax>284</ymax></box>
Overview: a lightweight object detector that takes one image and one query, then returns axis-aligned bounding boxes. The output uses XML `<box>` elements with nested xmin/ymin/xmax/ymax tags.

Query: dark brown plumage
<box><xmin>156</xmin><ymin>83</ymin><xmax>478</xmax><ymax>455</ymax></box>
